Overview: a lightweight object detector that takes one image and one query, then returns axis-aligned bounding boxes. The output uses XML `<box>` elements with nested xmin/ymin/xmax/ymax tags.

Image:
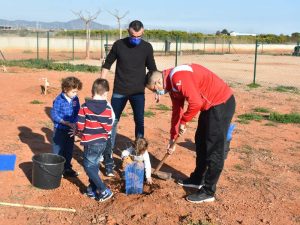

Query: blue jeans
<box><xmin>52</xmin><ymin>128</ymin><xmax>74</xmax><ymax>170</ymax></box>
<box><xmin>103</xmin><ymin>137</ymin><xmax>114</xmax><ymax>171</ymax></box>
<box><xmin>110</xmin><ymin>93</ymin><xmax>145</xmax><ymax>148</ymax></box>
<box><xmin>83</xmin><ymin>143</ymin><xmax>107</xmax><ymax>192</ymax></box>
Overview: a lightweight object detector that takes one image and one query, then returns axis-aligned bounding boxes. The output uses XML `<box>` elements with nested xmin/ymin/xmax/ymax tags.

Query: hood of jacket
<box><xmin>85</xmin><ymin>99</ymin><xmax>107</xmax><ymax>115</ymax></box>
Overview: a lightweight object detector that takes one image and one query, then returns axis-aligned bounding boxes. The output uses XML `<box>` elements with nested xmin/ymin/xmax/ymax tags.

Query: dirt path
<box><xmin>0</xmin><ymin>65</ymin><xmax>299</xmax><ymax>225</ymax></box>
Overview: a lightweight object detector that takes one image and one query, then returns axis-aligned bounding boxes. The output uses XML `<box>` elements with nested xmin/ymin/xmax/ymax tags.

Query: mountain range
<box><xmin>0</xmin><ymin>18</ymin><xmax>111</xmax><ymax>30</ymax></box>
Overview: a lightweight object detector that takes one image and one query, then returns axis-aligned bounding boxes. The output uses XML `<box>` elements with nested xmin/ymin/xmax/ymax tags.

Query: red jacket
<box><xmin>164</xmin><ymin>63</ymin><xmax>233</xmax><ymax>139</ymax></box>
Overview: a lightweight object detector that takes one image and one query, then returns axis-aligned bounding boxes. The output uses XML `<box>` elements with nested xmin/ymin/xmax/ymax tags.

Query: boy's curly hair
<box><xmin>133</xmin><ymin>137</ymin><xmax>148</xmax><ymax>155</ymax></box>
<box><xmin>61</xmin><ymin>76</ymin><xmax>82</xmax><ymax>92</ymax></box>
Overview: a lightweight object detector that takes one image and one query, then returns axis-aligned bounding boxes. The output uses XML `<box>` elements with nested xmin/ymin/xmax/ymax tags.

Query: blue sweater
<box><xmin>51</xmin><ymin>93</ymin><xmax>80</xmax><ymax>130</ymax></box>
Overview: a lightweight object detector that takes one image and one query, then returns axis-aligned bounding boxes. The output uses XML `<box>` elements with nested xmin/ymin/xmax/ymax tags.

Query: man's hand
<box><xmin>167</xmin><ymin>139</ymin><xmax>176</xmax><ymax>155</ymax></box>
<box><xmin>100</xmin><ymin>68</ymin><xmax>109</xmax><ymax>79</ymax></box>
<box><xmin>179</xmin><ymin>123</ymin><xmax>187</xmax><ymax>135</ymax></box>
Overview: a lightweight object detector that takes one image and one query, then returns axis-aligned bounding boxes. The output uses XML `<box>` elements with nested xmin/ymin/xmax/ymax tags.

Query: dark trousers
<box><xmin>191</xmin><ymin>95</ymin><xmax>236</xmax><ymax>196</ymax></box>
<box><xmin>110</xmin><ymin>92</ymin><xmax>145</xmax><ymax>147</ymax></box>
<box><xmin>52</xmin><ymin>128</ymin><xmax>74</xmax><ymax>170</ymax></box>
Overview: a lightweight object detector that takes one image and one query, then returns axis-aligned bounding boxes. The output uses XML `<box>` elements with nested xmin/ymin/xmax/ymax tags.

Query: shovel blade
<box><xmin>153</xmin><ymin>170</ymin><xmax>172</xmax><ymax>180</ymax></box>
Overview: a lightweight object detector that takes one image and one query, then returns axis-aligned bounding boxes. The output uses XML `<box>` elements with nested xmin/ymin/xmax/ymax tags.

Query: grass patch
<box><xmin>273</xmin><ymin>85</ymin><xmax>299</xmax><ymax>94</ymax></box>
<box><xmin>247</xmin><ymin>83</ymin><xmax>261</xmax><ymax>88</ymax></box>
<box><xmin>237</xmin><ymin>113</ymin><xmax>263</xmax><ymax>123</ymax></box>
<box><xmin>121</xmin><ymin>112</ymin><xmax>128</xmax><ymax>117</ymax></box>
<box><xmin>239</xmin><ymin>145</ymin><xmax>254</xmax><ymax>156</ymax></box>
<box><xmin>253</xmin><ymin>107</ymin><xmax>270</xmax><ymax>113</ymax></box>
<box><xmin>268</xmin><ymin>112</ymin><xmax>300</xmax><ymax>124</ymax></box>
<box><xmin>144</xmin><ymin>110</ymin><xmax>155</xmax><ymax>118</ymax></box>
<box><xmin>264</xmin><ymin>122</ymin><xmax>277</xmax><ymax>126</ymax></box>
<box><xmin>234</xmin><ymin>164</ymin><xmax>244</xmax><ymax>171</ymax></box>
<box><xmin>155</xmin><ymin>104</ymin><xmax>171</xmax><ymax>111</ymax></box>
<box><xmin>0</xmin><ymin>59</ymin><xmax>99</xmax><ymax>73</ymax></box>
<box><xmin>30</xmin><ymin>100</ymin><xmax>43</xmax><ymax>104</ymax></box>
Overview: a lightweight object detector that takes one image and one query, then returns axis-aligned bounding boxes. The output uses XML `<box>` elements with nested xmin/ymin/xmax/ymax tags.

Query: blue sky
<box><xmin>0</xmin><ymin>0</ymin><xmax>299</xmax><ymax>35</ymax></box>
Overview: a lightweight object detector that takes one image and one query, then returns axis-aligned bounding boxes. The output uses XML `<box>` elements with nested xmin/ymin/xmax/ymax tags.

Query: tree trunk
<box><xmin>86</xmin><ymin>23</ymin><xmax>90</xmax><ymax>59</ymax></box>
<box><xmin>118</xmin><ymin>19</ymin><xmax>122</xmax><ymax>39</ymax></box>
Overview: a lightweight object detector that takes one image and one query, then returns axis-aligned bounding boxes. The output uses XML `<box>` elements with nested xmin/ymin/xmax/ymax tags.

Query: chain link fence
<box><xmin>0</xmin><ymin>30</ymin><xmax>299</xmax><ymax>87</ymax></box>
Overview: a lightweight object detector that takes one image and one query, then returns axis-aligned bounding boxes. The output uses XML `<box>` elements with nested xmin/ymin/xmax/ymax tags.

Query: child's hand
<box><xmin>61</xmin><ymin>120</ymin><xmax>74</xmax><ymax>128</ymax></box>
<box><xmin>68</xmin><ymin>123</ymin><xmax>76</xmax><ymax>129</ymax></box>
<box><xmin>146</xmin><ymin>177</ymin><xmax>153</xmax><ymax>185</ymax></box>
<box><xmin>68</xmin><ymin>126</ymin><xmax>77</xmax><ymax>137</ymax></box>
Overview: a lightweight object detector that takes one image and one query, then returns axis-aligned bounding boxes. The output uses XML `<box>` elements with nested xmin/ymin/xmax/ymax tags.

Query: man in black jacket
<box><xmin>100</xmin><ymin>20</ymin><xmax>157</xmax><ymax>174</ymax></box>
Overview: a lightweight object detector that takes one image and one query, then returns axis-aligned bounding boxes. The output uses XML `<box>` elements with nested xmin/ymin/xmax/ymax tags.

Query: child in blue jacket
<box><xmin>51</xmin><ymin>76</ymin><xmax>82</xmax><ymax>178</ymax></box>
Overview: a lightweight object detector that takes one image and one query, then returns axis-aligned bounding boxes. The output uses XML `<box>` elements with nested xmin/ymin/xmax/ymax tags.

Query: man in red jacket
<box><xmin>146</xmin><ymin>63</ymin><xmax>236</xmax><ymax>203</ymax></box>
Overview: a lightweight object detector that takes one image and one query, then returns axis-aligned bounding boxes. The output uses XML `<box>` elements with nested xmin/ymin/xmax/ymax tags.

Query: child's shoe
<box><xmin>97</xmin><ymin>189</ymin><xmax>113</xmax><ymax>202</ymax></box>
<box><xmin>84</xmin><ymin>185</ymin><xmax>97</xmax><ymax>199</ymax></box>
<box><xmin>105</xmin><ymin>168</ymin><xmax>115</xmax><ymax>177</ymax></box>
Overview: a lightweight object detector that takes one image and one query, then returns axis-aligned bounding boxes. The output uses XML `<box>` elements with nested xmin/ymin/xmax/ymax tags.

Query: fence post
<box><xmin>105</xmin><ymin>33</ymin><xmax>108</xmax><ymax>58</ymax></box>
<box><xmin>228</xmin><ymin>40</ymin><xmax>231</xmax><ymax>54</ymax></box>
<box><xmin>192</xmin><ymin>39</ymin><xmax>195</xmax><ymax>54</ymax></box>
<box><xmin>36</xmin><ymin>32</ymin><xmax>39</xmax><ymax>60</ymax></box>
<box><xmin>72</xmin><ymin>34</ymin><xmax>75</xmax><ymax>60</ymax></box>
<box><xmin>214</xmin><ymin>38</ymin><xmax>217</xmax><ymax>54</ymax></box>
<box><xmin>100</xmin><ymin>33</ymin><xmax>103</xmax><ymax>59</ymax></box>
<box><xmin>253</xmin><ymin>39</ymin><xmax>259</xmax><ymax>84</ymax></box>
<box><xmin>47</xmin><ymin>31</ymin><xmax>50</xmax><ymax>61</ymax></box>
<box><xmin>222</xmin><ymin>37</ymin><xmax>224</xmax><ymax>54</ymax></box>
<box><xmin>203</xmin><ymin>37</ymin><xmax>206</xmax><ymax>54</ymax></box>
<box><xmin>175</xmin><ymin>36</ymin><xmax>179</xmax><ymax>66</ymax></box>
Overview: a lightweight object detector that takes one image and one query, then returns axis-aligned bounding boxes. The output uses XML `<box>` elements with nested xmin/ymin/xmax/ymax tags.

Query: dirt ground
<box><xmin>0</xmin><ymin>55</ymin><xmax>299</xmax><ymax>225</ymax></box>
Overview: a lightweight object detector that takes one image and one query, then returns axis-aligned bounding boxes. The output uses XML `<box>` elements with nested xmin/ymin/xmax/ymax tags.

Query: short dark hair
<box><xmin>92</xmin><ymin>78</ymin><xmax>109</xmax><ymax>96</ymax></box>
<box><xmin>128</xmin><ymin>20</ymin><xmax>144</xmax><ymax>32</ymax></box>
<box><xmin>61</xmin><ymin>76</ymin><xmax>82</xmax><ymax>92</ymax></box>
<box><xmin>145</xmin><ymin>70</ymin><xmax>162</xmax><ymax>86</ymax></box>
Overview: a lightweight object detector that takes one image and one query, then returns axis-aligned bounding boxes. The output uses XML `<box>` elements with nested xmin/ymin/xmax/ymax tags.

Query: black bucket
<box><xmin>32</xmin><ymin>153</ymin><xmax>65</xmax><ymax>190</ymax></box>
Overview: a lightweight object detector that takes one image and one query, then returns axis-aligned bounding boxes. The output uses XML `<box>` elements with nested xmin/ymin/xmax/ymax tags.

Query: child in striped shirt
<box><xmin>75</xmin><ymin>78</ymin><xmax>115</xmax><ymax>202</ymax></box>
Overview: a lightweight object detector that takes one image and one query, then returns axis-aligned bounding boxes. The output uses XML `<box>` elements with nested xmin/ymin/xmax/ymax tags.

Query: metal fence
<box><xmin>0</xmin><ymin>30</ymin><xmax>300</xmax><ymax>87</ymax></box>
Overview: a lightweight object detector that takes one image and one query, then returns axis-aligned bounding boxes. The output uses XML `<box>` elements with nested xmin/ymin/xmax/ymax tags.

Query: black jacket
<box><xmin>102</xmin><ymin>37</ymin><xmax>157</xmax><ymax>95</ymax></box>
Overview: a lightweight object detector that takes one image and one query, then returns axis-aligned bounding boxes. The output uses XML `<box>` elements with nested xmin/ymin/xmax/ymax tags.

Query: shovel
<box><xmin>152</xmin><ymin>137</ymin><xmax>180</xmax><ymax>180</ymax></box>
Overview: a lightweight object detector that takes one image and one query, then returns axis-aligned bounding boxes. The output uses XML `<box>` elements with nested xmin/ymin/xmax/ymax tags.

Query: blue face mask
<box><xmin>129</xmin><ymin>37</ymin><xmax>142</xmax><ymax>46</ymax></box>
<box><xmin>156</xmin><ymin>89</ymin><xmax>168</xmax><ymax>95</ymax></box>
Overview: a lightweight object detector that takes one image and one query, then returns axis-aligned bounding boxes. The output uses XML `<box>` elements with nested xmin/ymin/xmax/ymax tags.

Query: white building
<box><xmin>230</xmin><ymin>32</ymin><xmax>256</xmax><ymax>37</ymax></box>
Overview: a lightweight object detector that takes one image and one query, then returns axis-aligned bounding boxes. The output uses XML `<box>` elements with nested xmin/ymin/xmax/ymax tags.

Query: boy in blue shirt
<box><xmin>51</xmin><ymin>76</ymin><xmax>82</xmax><ymax>178</ymax></box>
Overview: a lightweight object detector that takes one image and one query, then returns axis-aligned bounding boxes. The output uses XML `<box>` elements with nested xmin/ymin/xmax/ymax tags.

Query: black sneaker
<box><xmin>177</xmin><ymin>178</ymin><xmax>202</xmax><ymax>189</ymax></box>
<box><xmin>63</xmin><ymin>168</ymin><xmax>79</xmax><ymax>178</ymax></box>
<box><xmin>186</xmin><ymin>190</ymin><xmax>215</xmax><ymax>203</ymax></box>
<box><xmin>105</xmin><ymin>168</ymin><xmax>115</xmax><ymax>177</ymax></box>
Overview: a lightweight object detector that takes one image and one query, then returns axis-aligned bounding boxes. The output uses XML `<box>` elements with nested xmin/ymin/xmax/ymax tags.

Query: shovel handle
<box><xmin>153</xmin><ymin>136</ymin><xmax>180</xmax><ymax>174</ymax></box>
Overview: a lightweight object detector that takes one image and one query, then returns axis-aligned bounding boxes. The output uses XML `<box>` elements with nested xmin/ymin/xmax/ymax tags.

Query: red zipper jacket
<box><xmin>164</xmin><ymin>63</ymin><xmax>233</xmax><ymax>139</ymax></box>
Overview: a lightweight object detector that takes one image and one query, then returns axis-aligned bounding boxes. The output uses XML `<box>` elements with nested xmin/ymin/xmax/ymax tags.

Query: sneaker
<box><xmin>105</xmin><ymin>169</ymin><xmax>115</xmax><ymax>177</ymax></box>
<box><xmin>99</xmin><ymin>155</ymin><xmax>104</xmax><ymax>162</ymax></box>
<box><xmin>186</xmin><ymin>190</ymin><xmax>215</xmax><ymax>203</ymax></box>
<box><xmin>84</xmin><ymin>185</ymin><xmax>97</xmax><ymax>199</ymax></box>
<box><xmin>97</xmin><ymin>189</ymin><xmax>113</xmax><ymax>202</ymax></box>
<box><xmin>63</xmin><ymin>168</ymin><xmax>79</xmax><ymax>178</ymax></box>
<box><xmin>177</xmin><ymin>178</ymin><xmax>202</xmax><ymax>189</ymax></box>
